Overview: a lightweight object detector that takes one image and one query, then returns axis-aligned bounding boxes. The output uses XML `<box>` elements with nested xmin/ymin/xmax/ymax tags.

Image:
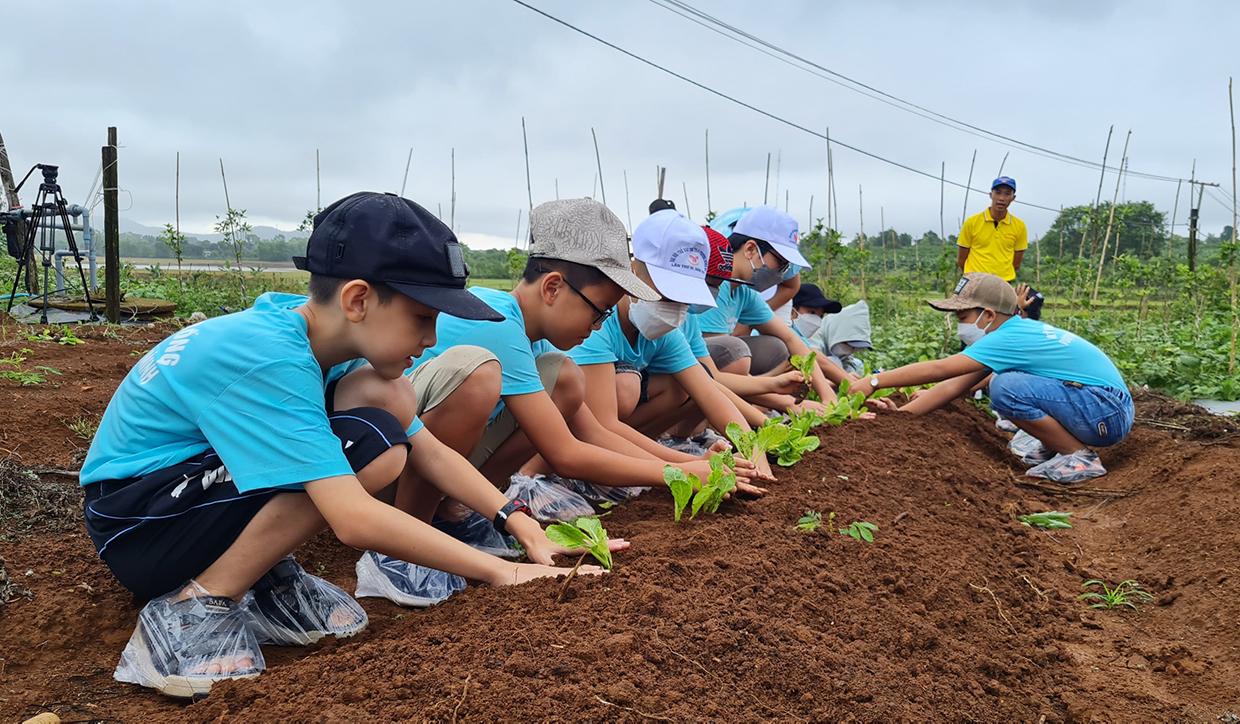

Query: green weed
<box><xmin>839</xmin><ymin>520</ymin><xmax>878</xmax><ymax>543</ymax></box>
<box><xmin>795</xmin><ymin>510</ymin><xmax>822</xmax><ymax>532</ymax></box>
<box><xmin>1078</xmin><ymin>579</ymin><xmax>1154</xmax><ymax>610</ymax></box>
<box><xmin>1018</xmin><ymin>511</ymin><xmax>1073</xmax><ymax>529</ymax></box>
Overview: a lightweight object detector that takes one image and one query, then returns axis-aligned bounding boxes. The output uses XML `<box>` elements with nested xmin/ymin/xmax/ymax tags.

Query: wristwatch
<box><xmin>493</xmin><ymin>498</ymin><xmax>532</xmax><ymax>534</ymax></box>
<box><xmin>869</xmin><ymin>375</ymin><xmax>879</xmax><ymax>389</ymax></box>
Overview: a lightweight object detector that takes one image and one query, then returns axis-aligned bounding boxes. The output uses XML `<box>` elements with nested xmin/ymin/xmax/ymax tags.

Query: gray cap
<box><xmin>927</xmin><ymin>273</ymin><xmax>1018</xmax><ymax>315</ymax></box>
<box><xmin>529</xmin><ymin>198</ymin><xmax>659</xmax><ymax>301</ymax></box>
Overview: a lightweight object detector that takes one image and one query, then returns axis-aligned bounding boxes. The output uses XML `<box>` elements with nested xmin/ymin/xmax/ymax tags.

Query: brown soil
<box><xmin>1</xmin><ymin>322</ymin><xmax>1237</xmax><ymax>722</ymax></box>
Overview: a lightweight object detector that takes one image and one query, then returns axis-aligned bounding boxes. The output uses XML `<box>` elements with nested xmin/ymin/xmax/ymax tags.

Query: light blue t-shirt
<box><xmin>679</xmin><ymin>312</ymin><xmax>709</xmax><ymax>360</ymax></box>
<box><xmin>406</xmin><ymin>286</ymin><xmax>549</xmax><ymax>421</ymax></box>
<box><xmin>696</xmin><ymin>281</ymin><xmax>774</xmax><ymax>334</ymax></box>
<box><xmin>568</xmin><ymin>309</ymin><xmax>699</xmax><ymax>375</ymax></box>
<box><xmin>81</xmin><ymin>293</ymin><xmax>424</xmax><ymax>491</ymax></box>
<box><xmin>963</xmin><ymin>316</ymin><xmax>1127</xmax><ymax>390</ymax></box>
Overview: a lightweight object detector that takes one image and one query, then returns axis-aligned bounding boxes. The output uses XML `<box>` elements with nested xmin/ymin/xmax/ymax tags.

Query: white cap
<box><xmin>732</xmin><ymin>206</ymin><xmax>812</xmax><ymax>269</ymax></box>
<box><xmin>631</xmin><ymin>210</ymin><xmax>716</xmax><ymax>307</ymax></box>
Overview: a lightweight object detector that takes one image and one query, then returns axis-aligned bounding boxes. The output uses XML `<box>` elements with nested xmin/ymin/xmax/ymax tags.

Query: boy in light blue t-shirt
<box><xmin>852</xmin><ymin>273</ymin><xmax>1133</xmax><ymax>483</ymax></box>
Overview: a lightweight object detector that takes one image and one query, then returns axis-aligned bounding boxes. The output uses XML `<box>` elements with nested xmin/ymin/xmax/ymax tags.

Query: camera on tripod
<box><xmin>4</xmin><ymin>162</ymin><xmax>98</xmax><ymax>322</ymax></box>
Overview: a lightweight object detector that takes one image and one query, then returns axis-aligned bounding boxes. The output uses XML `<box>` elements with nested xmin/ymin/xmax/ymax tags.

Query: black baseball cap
<box><xmin>792</xmin><ymin>282</ymin><xmax>842</xmax><ymax>314</ymax></box>
<box><xmin>293</xmin><ymin>192</ymin><xmax>503</xmax><ymax>322</ymax></box>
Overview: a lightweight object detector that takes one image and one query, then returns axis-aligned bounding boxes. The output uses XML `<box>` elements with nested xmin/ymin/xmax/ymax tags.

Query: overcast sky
<box><xmin>3</xmin><ymin>0</ymin><xmax>1237</xmax><ymax>249</ymax></box>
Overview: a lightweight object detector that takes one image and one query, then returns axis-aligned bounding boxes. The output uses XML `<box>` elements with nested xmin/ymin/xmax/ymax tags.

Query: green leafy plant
<box><xmin>725</xmin><ymin>420</ymin><xmax>790</xmax><ymax>462</ymax></box>
<box><xmin>24</xmin><ymin>329</ymin><xmax>55</xmax><ymax>343</ymax></box>
<box><xmin>55</xmin><ymin>325</ymin><xmax>84</xmax><ymax>346</ymax></box>
<box><xmin>1018</xmin><ymin>511</ymin><xmax>1073</xmax><ymax>529</ymax></box>
<box><xmin>768</xmin><ymin>418</ymin><xmax>821</xmax><ymax>467</ymax></box>
<box><xmin>839</xmin><ymin>520</ymin><xmax>878</xmax><ymax>543</ymax></box>
<box><xmin>544</xmin><ymin>516</ymin><xmax>613</xmax><ymax>570</ymax></box>
<box><xmin>663</xmin><ymin>452</ymin><xmax>738</xmax><ymax>522</ymax></box>
<box><xmin>66</xmin><ymin>415</ymin><xmax>100</xmax><ymax>441</ymax></box>
<box><xmin>0</xmin><ymin>349</ymin><xmax>31</xmax><ymax>367</ymax></box>
<box><xmin>1078</xmin><ymin>579</ymin><xmax>1154</xmax><ymax>610</ymax></box>
<box><xmin>795</xmin><ymin>510</ymin><xmax>822</xmax><ymax>532</ymax></box>
<box><xmin>790</xmin><ymin>351</ymin><xmax>820</xmax><ymax>401</ymax></box>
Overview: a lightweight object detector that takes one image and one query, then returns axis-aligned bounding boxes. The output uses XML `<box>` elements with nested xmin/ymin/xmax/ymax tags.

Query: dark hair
<box><xmin>727</xmin><ymin>232</ymin><xmax>780</xmax><ymax>260</ymax></box>
<box><xmin>521</xmin><ymin>257</ymin><xmax>612</xmax><ymax>289</ymax></box>
<box><xmin>307</xmin><ymin>274</ymin><xmax>398</xmax><ymax>304</ymax></box>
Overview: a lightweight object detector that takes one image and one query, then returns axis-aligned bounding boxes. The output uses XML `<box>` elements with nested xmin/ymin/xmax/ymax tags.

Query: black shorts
<box><xmin>83</xmin><ymin>406</ymin><xmax>408</xmax><ymax>603</ymax></box>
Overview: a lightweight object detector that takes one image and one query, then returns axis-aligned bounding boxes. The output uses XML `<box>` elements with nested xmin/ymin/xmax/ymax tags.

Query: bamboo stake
<box><xmin>623</xmin><ymin>169</ymin><xmax>633</xmax><ymax>233</ymax></box>
<box><xmin>1056</xmin><ymin>206</ymin><xmax>1064</xmax><ymax>258</ymax></box>
<box><xmin>939</xmin><ymin>161</ymin><xmax>946</xmax><ymax>241</ymax></box>
<box><xmin>763</xmin><ymin>152</ymin><xmax>771</xmax><ymax>205</ymax></box>
<box><xmin>522</xmin><ymin>118</ymin><xmax>533</xmax><ymax>218</ymax></box>
<box><xmin>774</xmin><ymin>150</ymin><xmax>782</xmax><ymax>209</ymax></box>
<box><xmin>996</xmin><ymin>151</ymin><xmax>1010</xmax><ymax>179</ymax></box>
<box><xmin>514</xmin><ymin>208</ymin><xmax>522</xmax><ymax>247</ymax></box>
<box><xmin>657</xmin><ymin>167</ymin><xmax>666</xmax><ymax>200</ymax></box>
<box><xmin>450</xmin><ymin>147</ymin><xmax>456</xmax><ymax>232</ymax></box>
<box><xmin>960</xmin><ymin>149</ymin><xmax>977</xmax><ymax>225</ymax></box>
<box><xmin>858</xmin><ymin>185</ymin><xmax>866</xmax><ymax>297</ymax></box>
<box><xmin>1167</xmin><ymin>179</ymin><xmax>1182</xmax><ymax>259</ymax></box>
<box><xmin>808</xmin><ymin>195</ymin><xmax>814</xmax><ymax>230</ymax></box>
<box><xmin>1092</xmin><ymin>131</ymin><xmax>1132</xmax><ymax>303</ymax></box>
<box><xmin>591</xmin><ymin>127</ymin><xmax>607</xmax><ymax>206</ymax></box>
<box><xmin>1229</xmin><ymin>76</ymin><xmax>1238</xmax><ymax>375</ymax></box>
<box><xmin>1081</xmin><ymin>125</ymin><xmax>1114</xmax><ymax>259</ymax></box>
<box><xmin>400</xmin><ymin>147</ymin><xmax>413</xmax><ymax>198</ymax></box>
<box><xmin>682</xmin><ymin>181</ymin><xmax>692</xmax><ymax>219</ymax></box>
<box><xmin>175</xmin><ymin>151</ymin><xmax>182</xmax><ymax>286</ymax></box>
<box><xmin>555</xmin><ymin>178</ymin><xmax>559</xmax><ymax>200</ymax></box>
<box><xmin>704</xmin><ymin>129</ymin><xmax>712</xmax><ymax>215</ymax></box>
<box><xmin>880</xmin><ymin>206</ymin><xmax>887</xmax><ymax>273</ymax></box>
<box><xmin>784</xmin><ymin>188</ymin><xmax>789</xmax><ymax>214</ymax></box>
<box><xmin>315</xmin><ymin>148</ymin><xmax>321</xmax><ymax>211</ymax></box>
<box><xmin>825</xmin><ymin>126</ymin><xmax>833</xmax><ymax>230</ymax></box>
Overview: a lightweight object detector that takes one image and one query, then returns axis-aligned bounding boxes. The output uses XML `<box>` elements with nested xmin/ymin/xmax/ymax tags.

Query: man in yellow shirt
<box><xmin>956</xmin><ymin>176</ymin><xmax>1027</xmax><ymax>282</ymax></box>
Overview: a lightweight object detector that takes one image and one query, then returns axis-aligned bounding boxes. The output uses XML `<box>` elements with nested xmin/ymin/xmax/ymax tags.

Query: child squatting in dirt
<box><xmin>854</xmin><ymin>272</ymin><xmax>1135</xmax><ymax>482</ymax></box>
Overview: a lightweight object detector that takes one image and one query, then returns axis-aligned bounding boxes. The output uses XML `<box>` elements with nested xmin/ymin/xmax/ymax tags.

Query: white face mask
<box><xmin>957</xmin><ymin>312</ymin><xmax>994</xmax><ymax>346</ymax></box>
<box><xmin>793</xmin><ymin>313</ymin><xmax>822</xmax><ymax>338</ymax></box>
<box><xmin>629</xmin><ymin>300</ymin><xmax>688</xmax><ymax>340</ymax></box>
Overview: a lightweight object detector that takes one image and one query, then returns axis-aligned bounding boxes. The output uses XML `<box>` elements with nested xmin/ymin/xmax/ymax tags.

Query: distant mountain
<box><xmin>120</xmin><ymin>217</ymin><xmax>303</xmax><ymax>242</ymax></box>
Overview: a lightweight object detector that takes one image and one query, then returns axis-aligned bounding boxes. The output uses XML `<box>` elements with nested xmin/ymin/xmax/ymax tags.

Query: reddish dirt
<box><xmin>0</xmin><ymin>324</ymin><xmax>1237</xmax><ymax>722</ymax></box>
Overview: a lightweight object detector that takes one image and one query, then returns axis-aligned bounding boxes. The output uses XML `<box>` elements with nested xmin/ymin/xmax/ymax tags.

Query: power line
<box><xmin>648</xmin><ymin>0</ymin><xmax>1204</xmax><ymax>186</ymax></box>
<box><xmin>508</xmin><ymin>0</ymin><xmax>1061</xmax><ymax>213</ymax></box>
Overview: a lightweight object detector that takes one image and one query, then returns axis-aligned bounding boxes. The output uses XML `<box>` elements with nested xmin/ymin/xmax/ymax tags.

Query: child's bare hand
<box><xmin>734</xmin><ymin>480</ymin><xmax>768</xmax><ymax>497</ymax></box>
<box><xmin>530</xmin><ymin>531</ymin><xmax>631</xmax><ymax>566</ymax></box>
<box><xmin>865</xmin><ymin>398</ymin><xmax>899</xmax><ymax>413</ymax></box>
<box><xmin>791</xmin><ymin>399</ymin><xmax>829</xmax><ymax>415</ymax></box>
<box><xmin>504</xmin><ymin>562</ymin><xmax>605</xmax><ymax>586</ymax></box>
<box><xmin>769</xmin><ymin>370</ymin><xmax>805</xmax><ymax>394</ymax></box>
<box><xmin>707</xmin><ymin>439</ymin><xmax>732</xmax><ymax>454</ymax></box>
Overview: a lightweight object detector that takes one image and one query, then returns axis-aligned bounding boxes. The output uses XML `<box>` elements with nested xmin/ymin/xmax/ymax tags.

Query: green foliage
<box><xmin>544</xmin><ymin>516</ymin><xmax>613</xmax><ymax>569</ymax></box>
<box><xmin>66</xmin><ymin>415</ymin><xmax>100</xmax><ymax>441</ymax></box>
<box><xmin>663</xmin><ymin>452</ymin><xmax>738</xmax><ymax>522</ymax></box>
<box><xmin>159</xmin><ymin>223</ymin><xmax>187</xmax><ymax>281</ymax></box>
<box><xmin>839</xmin><ymin>520</ymin><xmax>878</xmax><ymax>543</ymax></box>
<box><xmin>795</xmin><ymin>510</ymin><xmax>822</xmax><ymax>532</ymax></box>
<box><xmin>1018</xmin><ymin>511</ymin><xmax>1073</xmax><ymax>529</ymax></box>
<box><xmin>0</xmin><ymin>365</ymin><xmax>60</xmax><ymax>386</ymax></box>
<box><xmin>1078</xmin><ymin>579</ymin><xmax>1154</xmax><ymax>610</ymax></box>
<box><xmin>789</xmin><ymin>352</ymin><xmax>820</xmax><ymax>401</ymax></box>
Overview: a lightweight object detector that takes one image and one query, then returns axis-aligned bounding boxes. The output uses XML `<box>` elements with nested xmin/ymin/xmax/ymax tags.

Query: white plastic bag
<box><xmin>115</xmin><ymin>581</ymin><xmax>263</xmax><ymax>699</ymax></box>
<box><xmin>505</xmin><ymin>473</ymin><xmax>595</xmax><ymax>522</ymax></box>
<box><xmin>433</xmin><ymin>511</ymin><xmax>521</xmax><ymax>558</ymax></box>
<box><xmin>245</xmin><ymin>557</ymin><xmax>367</xmax><ymax>646</ymax></box>
<box><xmin>552</xmin><ymin>474</ymin><xmax>648</xmax><ymax>506</ymax></box>
<box><xmin>1009</xmin><ymin>429</ymin><xmax>1053</xmax><ymax>466</ymax></box>
<box><xmin>355</xmin><ymin>551</ymin><xmax>466</xmax><ymax>608</ymax></box>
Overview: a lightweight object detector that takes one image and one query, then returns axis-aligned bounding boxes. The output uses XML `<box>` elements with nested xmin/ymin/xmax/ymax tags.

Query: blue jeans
<box><xmin>988</xmin><ymin>371</ymin><xmax>1133</xmax><ymax>447</ymax></box>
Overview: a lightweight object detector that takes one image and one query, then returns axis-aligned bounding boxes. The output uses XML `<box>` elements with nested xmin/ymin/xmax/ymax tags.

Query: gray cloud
<box><xmin>4</xmin><ymin>0</ymin><xmax>1236</xmax><ymax>249</ymax></box>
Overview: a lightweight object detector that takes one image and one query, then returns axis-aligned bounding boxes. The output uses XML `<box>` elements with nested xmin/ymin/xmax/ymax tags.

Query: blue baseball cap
<box><xmin>294</xmin><ymin>191</ymin><xmax>504</xmax><ymax>321</ymax></box>
<box><xmin>991</xmin><ymin>176</ymin><xmax>1016</xmax><ymax>191</ymax></box>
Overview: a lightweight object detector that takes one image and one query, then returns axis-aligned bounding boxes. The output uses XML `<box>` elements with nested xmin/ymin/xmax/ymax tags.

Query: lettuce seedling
<box><xmin>1018</xmin><ymin>511</ymin><xmax>1073</xmax><ymax>529</ymax></box>
<box><xmin>663</xmin><ymin>452</ymin><xmax>738</xmax><ymax>522</ymax></box>
<box><xmin>790</xmin><ymin>352</ymin><xmax>820</xmax><ymax>401</ymax></box>
<box><xmin>545</xmin><ymin>516</ymin><xmax>613</xmax><ymax>569</ymax></box>
<box><xmin>726</xmin><ymin>420</ymin><xmax>791</xmax><ymax>463</ymax></box>
<box><xmin>795</xmin><ymin>510</ymin><xmax>822</xmax><ymax>532</ymax></box>
<box><xmin>839</xmin><ymin>520</ymin><xmax>877</xmax><ymax>543</ymax></box>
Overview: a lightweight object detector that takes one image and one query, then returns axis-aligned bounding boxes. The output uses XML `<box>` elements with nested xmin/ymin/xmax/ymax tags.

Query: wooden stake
<box><xmin>315</xmin><ymin>148</ymin><xmax>321</xmax><ymax>211</ymax></box>
<box><xmin>1167</xmin><ymin>179</ymin><xmax>1182</xmax><ymax>259</ymax></box>
<box><xmin>450</xmin><ymin>147</ymin><xmax>456</xmax><ymax>232</ymax></box>
<box><xmin>623</xmin><ymin>169</ymin><xmax>633</xmax><ymax>233</ymax></box>
<box><xmin>175</xmin><ymin>151</ymin><xmax>181</xmax><ymax>237</ymax></box>
<box><xmin>1081</xmin><ymin>125</ymin><xmax>1114</xmax><ymax>259</ymax></box>
<box><xmin>774</xmin><ymin>150</ymin><xmax>782</xmax><ymax>208</ymax></box>
<box><xmin>960</xmin><ymin>149</ymin><xmax>977</xmax><ymax>225</ymax></box>
<box><xmin>704</xmin><ymin>128</ymin><xmax>712</xmax><ymax>216</ymax></box>
<box><xmin>1092</xmin><ymin>131</ymin><xmax>1132</xmax><ymax>302</ymax></box>
<box><xmin>657</xmin><ymin>167</ymin><xmax>666</xmax><ymax>200</ymax></box>
<box><xmin>591</xmin><ymin>127</ymin><xmax>607</xmax><ymax>207</ymax></box>
<box><xmin>514</xmin><ymin>208</ymin><xmax>523</xmax><ymax>247</ymax></box>
<box><xmin>1229</xmin><ymin>76</ymin><xmax>1238</xmax><ymax>375</ymax></box>
<box><xmin>828</xmin><ymin>144</ymin><xmax>838</xmax><ymax>229</ymax></box>
<box><xmin>858</xmin><ymin>184</ymin><xmax>866</xmax><ymax>297</ymax></box>
<box><xmin>522</xmin><ymin>117</ymin><xmax>533</xmax><ymax>217</ymax></box>
<box><xmin>400</xmin><ymin>147</ymin><xmax>413</xmax><ymax>198</ymax></box>
<box><xmin>996</xmin><ymin>151</ymin><xmax>1010</xmax><ymax>179</ymax></box>
<box><xmin>1056</xmin><ymin>206</ymin><xmax>1065</xmax><ymax>258</ymax></box>
<box><xmin>682</xmin><ymin>181</ymin><xmax>692</xmax><ymax>219</ymax></box>
<box><xmin>763</xmin><ymin>152</ymin><xmax>771</xmax><ymax>205</ymax></box>
<box><xmin>784</xmin><ymin>188</ymin><xmax>789</xmax><ymax>214</ymax></box>
<box><xmin>555</xmin><ymin>178</ymin><xmax>559</xmax><ymax>201</ymax></box>
<box><xmin>103</xmin><ymin>127</ymin><xmax>120</xmax><ymax>323</ymax></box>
<box><xmin>939</xmin><ymin>161</ymin><xmax>946</xmax><ymax>241</ymax></box>
<box><xmin>808</xmin><ymin>195</ymin><xmax>814</xmax><ymax>229</ymax></box>
<box><xmin>880</xmin><ymin>206</ymin><xmax>887</xmax><ymax>273</ymax></box>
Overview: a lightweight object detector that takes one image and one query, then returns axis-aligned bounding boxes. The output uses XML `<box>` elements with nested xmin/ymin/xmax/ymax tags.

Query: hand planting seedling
<box><xmin>789</xmin><ymin>352</ymin><xmax>820</xmax><ymax>401</ymax></box>
<box><xmin>544</xmin><ymin>516</ymin><xmax>613</xmax><ymax>570</ymax></box>
<box><xmin>795</xmin><ymin>510</ymin><xmax>822</xmax><ymax>532</ymax></box>
<box><xmin>1077</xmin><ymin>579</ymin><xmax>1154</xmax><ymax>610</ymax></box>
<box><xmin>1018</xmin><ymin>511</ymin><xmax>1073</xmax><ymax>529</ymax></box>
<box><xmin>663</xmin><ymin>452</ymin><xmax>738</xmax><ymax>522</ymax></box>
<box><xmin>839</xmin><ymin>520</ymin><xmax>878</xmax><ymax>543</ymax></box>
<box><xmin>726</xmin><ymin>420</ymin><xmax>790</xmax><ymax>463</ymax></box>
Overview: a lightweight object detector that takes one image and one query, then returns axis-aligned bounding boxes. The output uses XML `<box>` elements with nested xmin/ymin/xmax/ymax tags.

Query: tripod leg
<box><xmin>4</xmin><ymin>191</ymin><xmax>42</xmax><ymax>314</ymax></box>
<box><xmin>54</xmin><ymin>191</ymin><xmax>98</xmax><ymax>321</ymax></box>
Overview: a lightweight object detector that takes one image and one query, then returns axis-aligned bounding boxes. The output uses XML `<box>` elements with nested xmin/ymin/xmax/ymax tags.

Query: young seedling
<box><xmin>768</xmin><ymin>417</ymin><xmax>821</xmax><ymax>467</ymax></box>
<box><xmin>795</xmin><ymin>510</ymin><xmax>822</xmax><ymax>532</ymax></box>
<box><xmin>56</xmin><ymin>325</ymin><xmax>84</xmax><ymax>346</ymax></box>
<box><xmin>789</xmin><ymin>351</ymin><xmax>820</xmax><ymax>401</ymax></box>
<box><xmin>1018</xmin><ymin>511</ymin><xmax>1073</xmax><ymax>529</ymax></box>
<box><xmin>663</xmin><ymin>452</ymin><xmax>738</xmax><ymax>522</ymax></box>
<box><xmin>839</xmin><ymin>520</ymin><xmax>878</xmax><ymax>543</ymax></box>
<box><xmin>725</xmin><ymin>420</ymin><xmax>790</xmax><ymax>464</ymax></box>
<box><xmin>546</xmin><ymin>515</ymin><xmax>613</xmax><ymax>603</ymax></box>
<box><xmin>1078</xmin><ymin>579</ymin><xmax>1154</xmax><ymax>610</ymax></box>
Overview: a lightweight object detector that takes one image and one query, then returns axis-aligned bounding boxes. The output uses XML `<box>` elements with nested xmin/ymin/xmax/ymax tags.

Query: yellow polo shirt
<box><xmin>958</xmin><ymin>208</ymin><xmax>1028</xmax><ymax>281</ymax></box>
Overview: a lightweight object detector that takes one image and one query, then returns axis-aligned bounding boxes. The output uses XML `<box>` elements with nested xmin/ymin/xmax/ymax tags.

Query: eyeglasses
<box><xmin>564</xmin><ymin>278</ymin><xmax>613</xmax><ymax>327</ymax></box>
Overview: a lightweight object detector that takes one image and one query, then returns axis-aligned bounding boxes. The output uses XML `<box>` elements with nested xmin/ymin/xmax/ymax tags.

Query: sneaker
<box><xmin>246</xmin><ymin>557</ymin><xmax>367</xmax><ymax>646</ymax></box>
<box><xmin>115</xmin><ymin>589</ymin><xmax>264</xmax><ymax>699</ymax></box>
<box><xmin>354</xmin><ymin>551</ymin><xmax>466</xmax><ymax>608</ymax></box>
<box><xmin>995</xmin><ymin>417</ymin><xmax>1019</xmax><ymax>433</ymax></box>
<box><xmin>1026</xmin><ymin>449</ymin><xmax>1107</xmax><ymax>483</ymax></box>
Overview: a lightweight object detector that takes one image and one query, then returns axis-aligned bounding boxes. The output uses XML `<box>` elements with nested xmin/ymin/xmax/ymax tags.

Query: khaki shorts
<box><xmin>406</xmin><ymin>346</ymin><xmax>568</xmax><ymax>467</ymax></box>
